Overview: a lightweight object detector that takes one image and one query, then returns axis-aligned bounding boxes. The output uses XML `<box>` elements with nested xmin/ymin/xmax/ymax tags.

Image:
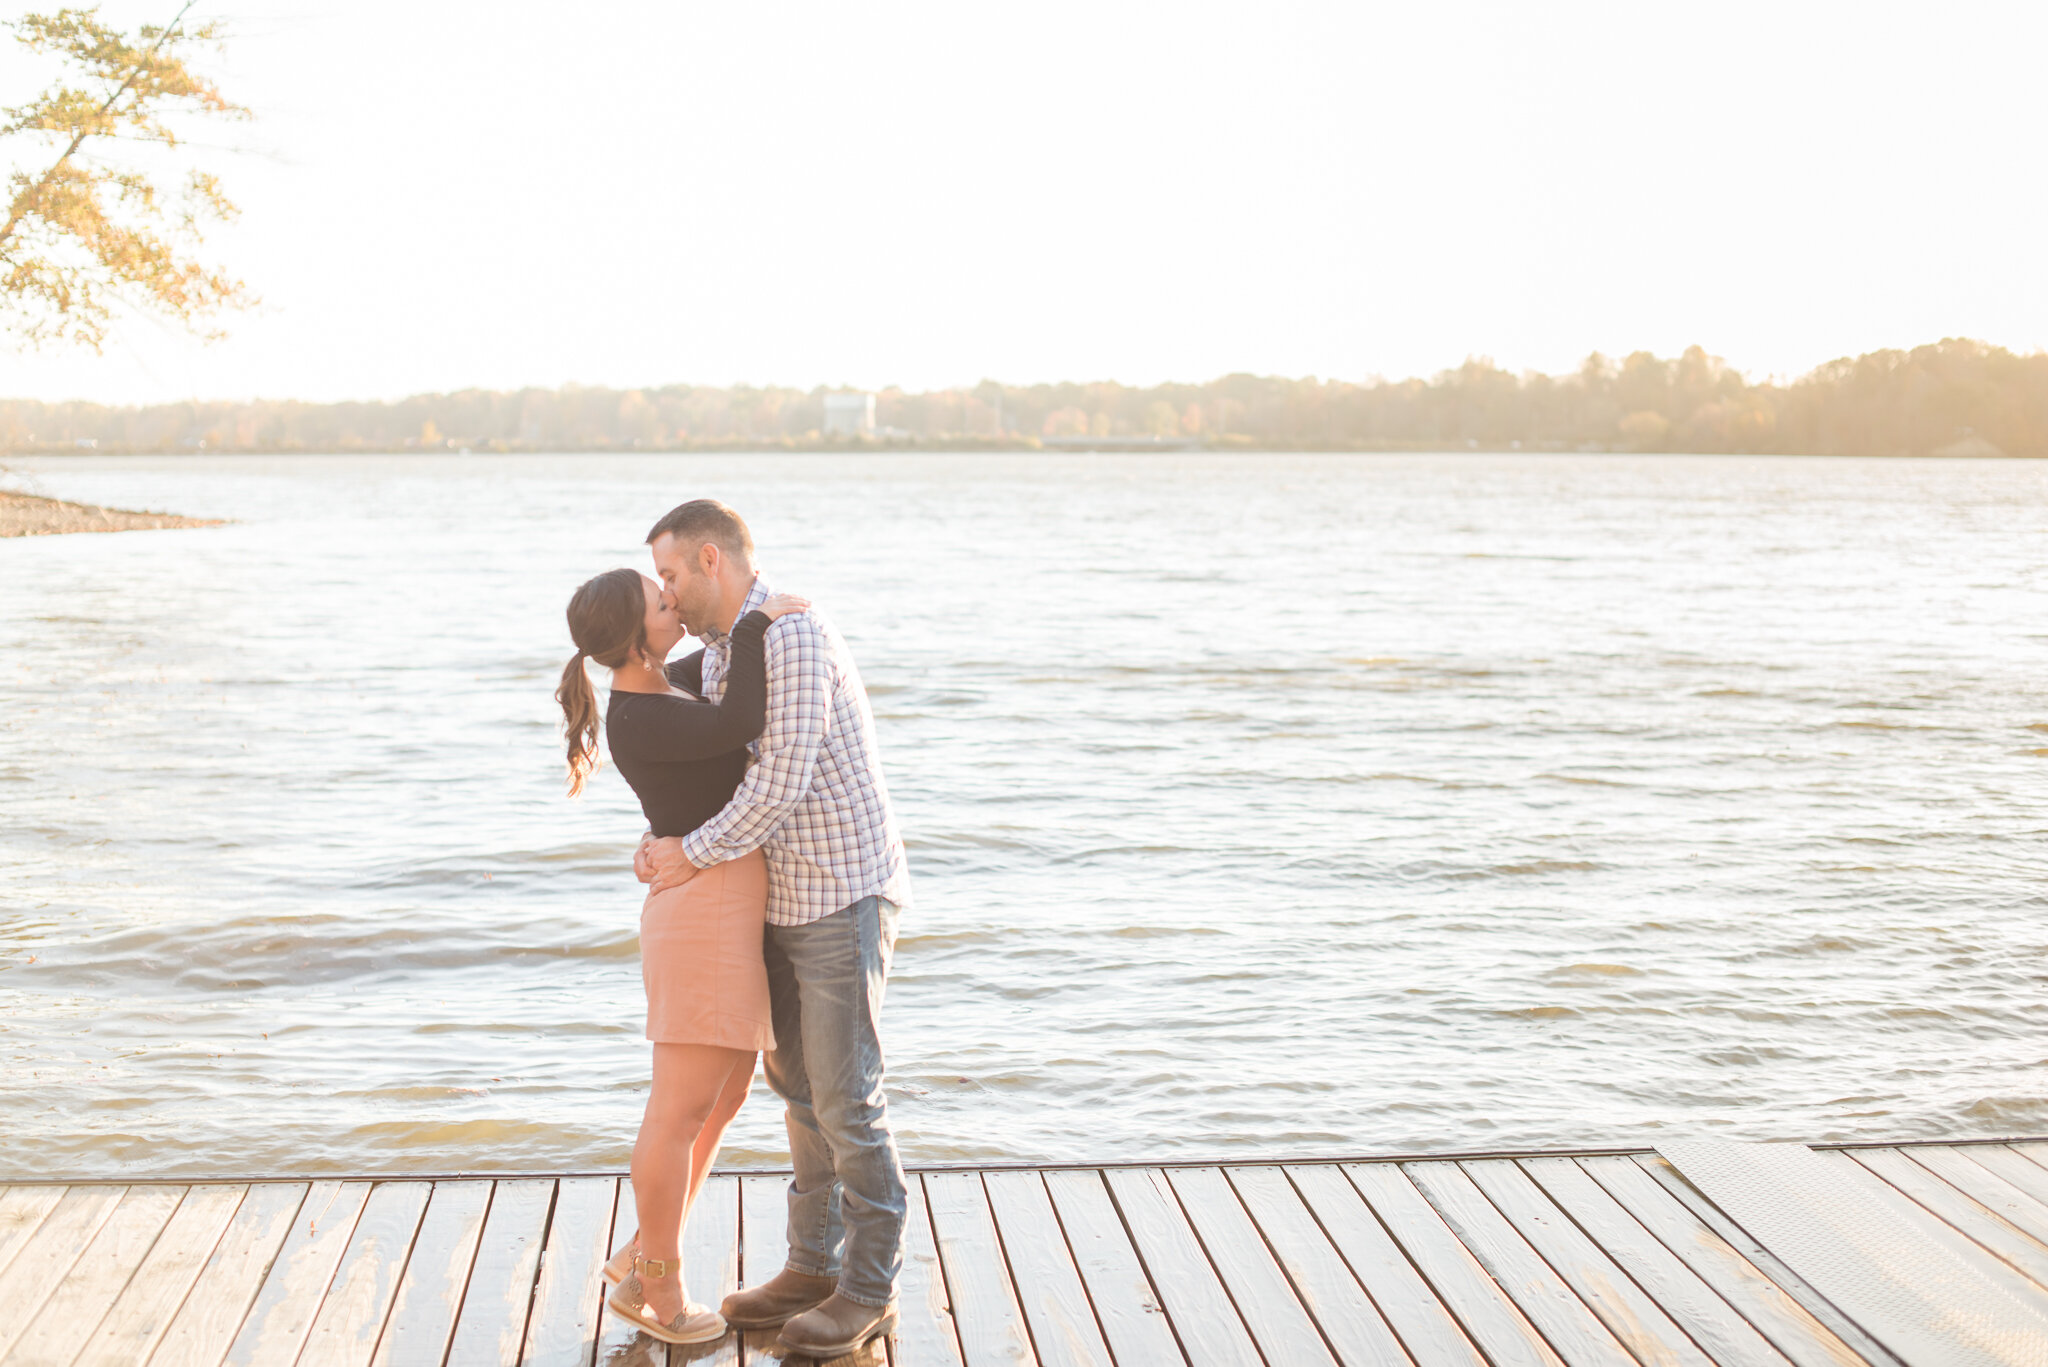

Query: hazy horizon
<box><xmin>6</xmin><ymin>333</ymin><xmax>2045</xmax><ymax>411</ymax></box>
<box><xmin>12</xmin><ymin>337</ymin><xmax>2034</xmax><ymax>411</ymax></box>
<box><xmin>1</xmin><ymin>0</ymin><xmax>2044</xmax><ymax>406</ymax></box>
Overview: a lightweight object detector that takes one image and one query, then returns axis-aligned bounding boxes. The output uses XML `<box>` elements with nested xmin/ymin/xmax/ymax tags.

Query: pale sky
<box><xmin>2</xmin><ymin>0</ymin><xmax>2044</xmax><ymax>404</ymax></box>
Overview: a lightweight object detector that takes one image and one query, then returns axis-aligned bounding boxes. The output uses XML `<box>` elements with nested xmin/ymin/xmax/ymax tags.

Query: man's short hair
<box><xmin>645</xmin><ymin>499</ymin><xmax>755</xmax><ymax>569</ymax></box>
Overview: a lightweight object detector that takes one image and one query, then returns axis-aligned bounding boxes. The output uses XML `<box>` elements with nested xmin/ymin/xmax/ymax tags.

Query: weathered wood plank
<box><xmin>1629</xmin><ymin>1155</ymin><xmax>1902</xmax><ymax>1367</ymax></box>
<box><xmin>1340</xmin><ymin>1164</ymin><xmax>1564</xmax><ymax>1367</ymax></box>
<box><xmin>1907</xmin><ymin>1146</ymin><xmax>2048</xmax><ymax>1248</ymax></box>
<box><xmin>370</xmin><ymin>1180</ymin><xmax>492</xmax><ymax>1366</ymax></box>
<box><xmin>2008</xmin><ymin>1141</ymin><xmax>2048</xmax><ymax>1184</ymax></box>
<box><xmin>1848</xmin><ymin>1148</ymin><xmax>2048</xmax><ymax>1289</ymax></box>
<box><xmin>1040</xmin><ymin>1171</ymin><xmax>1177</xmax><ymax>1367</ymax></box>
<box><xmin>299</xmin><ymin>1180</ymin><xmax>434</xmax><ymax>1367</ymax></box>
<box><xmin>1402</xmin><ymin>1162</ymin><xmax>1635</xmax><ymax>1367</ymax></box>
<box><xmin>1953</xmin><ymin>1144</ymin><xmax>2048</xmax><ymax>1214</ymax></box>
<box><xmin>923</xmin><ymin>1172</ymin><xmax>1035</xmax><ymax>1367</ymax></box>
<box><xmin>1519</xmin><ymin>1158</ymin><xmax>1792</xmax><ymax>1367</ymax></box>
<box><xmin>74</xmin><ymin>1184</ymin><xmax>247</xmax><ymax>1367</ymax></box>
<box><xmin>8</xmin><ymin>1184</ymin><xmax>188</xmax><ymax>1366</ymax></box>
<box><xmin>519</xmin><ymin>1176</ymin><xmax>618</xmax><ymax>1367</ymax></box>
<box><xmin>0</xmin><ymin>1186</ymin><xmax>66</xmax><ymax>1281</ymax></box>
<box><xmin>0</xmin><ymin>1184</ymin><xmax>126</xmax><ymax>1360</ymax></box>
<box><xmin>738</xmin><ymin>1173</ymin><xmax>787</xmax><ymax>1285</ymax></box>
<box><xmin>679</xmin><ymin>1175</ymin><xmax>742</xmax><ymax>1367</ymax></box>
<box><xmin>1103</xmin><ymin>1166</ymin><xmax>1261</xmax><ymax>1367</ymax></box>
<box><xmin>1226</xmin><ymin>1165</ymin><xmax>1414</xmax><ymax>1367</ymax></box>
<box><xmin>1463</xmin><ymin>1160</ymin><xmax>1718</xmax><ymax>1367</ymax></box>
<box><xmin>590</xmin><ymin>1177</ymin><xmax>664</xmax><ymax>1367</ymax></box>
<box><xmin>446</xmin><ymin>1179</ymin><xmax>556</xmax><ymax>1367</ymax></box>
<box><xmin>1165</xmin><ymin>1168</ymin><xmax>1341</xmax><ymax>1366</ymax></box>
<box><xmin>740</xmin><ymin>1173</ymin><xmax>793</xmax><ymax>1367</ymax></box>
<box><xmin>1167</xmin><ymin>1166</ymin><xmax>1350</xmax><ymax>1367</ymax></box>
<box><xmin>224</xmin><ymin>1180</ymin><xmax>376</xmax><ymax>1367</ymax></box>
<box><xmin>1285</xmin><ymin>1165</ymin><xmax>1485</xmax><ymax>1367</ymax></box>
<box><xmin>150</xmin><ymin>1183</ymin><xmax>311</xmax><ymax>1367</ymax></box>
<box><xmin>983</xmin><ymin>1171</ymin><xmax>1112</xmax><ymax>1367</ymax></box>
<box><xmin>1574</xmin><ymin>1157</ymin><xmax>1859</xmax><ymax>1367</ymax></box>
<box><xmin>896</xmin><ymin>1166</ymin><xmax>968</xmax><ymax>1367</ymax></box>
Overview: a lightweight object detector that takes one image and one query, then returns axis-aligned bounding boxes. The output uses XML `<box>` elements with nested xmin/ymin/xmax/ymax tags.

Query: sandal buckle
<box><xmin>635</xmin><ymin>1253</ymin><xmax>674</xmax><ymax>1278</ymax></box>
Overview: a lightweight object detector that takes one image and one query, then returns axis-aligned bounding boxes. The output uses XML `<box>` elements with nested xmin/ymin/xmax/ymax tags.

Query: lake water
<box><xmin>2</xmin><ymin>452</ymin><xmax>2044</xmax><ymax>1179</ymax></box>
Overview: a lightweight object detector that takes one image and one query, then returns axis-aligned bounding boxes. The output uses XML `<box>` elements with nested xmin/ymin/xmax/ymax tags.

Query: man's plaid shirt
<box><xmin>681</xmin><ymin>577</ymin><xmax>912</xmax><ymax>926</ymax></box>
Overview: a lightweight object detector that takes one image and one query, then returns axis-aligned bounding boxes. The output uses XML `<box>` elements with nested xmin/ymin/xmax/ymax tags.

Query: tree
<box><xmin>1</xmin><ymin>3</ymin><xmax>250</xmax><ymax>351</ymax></box>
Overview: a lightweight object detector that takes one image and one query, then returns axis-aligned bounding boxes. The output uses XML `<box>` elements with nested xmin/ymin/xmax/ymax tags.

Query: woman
<box><xmin>556</xmin><ymin>567</ymin><xmax>806</xmax><ymax>1345</ymax></box>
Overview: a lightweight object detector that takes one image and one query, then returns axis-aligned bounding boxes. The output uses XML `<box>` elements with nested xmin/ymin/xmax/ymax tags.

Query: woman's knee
<box><xmin>708</xmin><ymin>1088</ymin><xmax>747</xmax><ymax>1129</ymax></box>
<box><xmin>648</xmin><ymin>1091</ymin><xmax>719</xmax><ymax>1133</ymax></box>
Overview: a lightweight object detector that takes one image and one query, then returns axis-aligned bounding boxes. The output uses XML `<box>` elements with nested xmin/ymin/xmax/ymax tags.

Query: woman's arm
<box><xmin>665</xmin><ymin>647</ymin><xmax>706</xmax><ymax>695</ymax></box>
<box><xmin>611</xmin><ymin>596</ymin><xmax>804</xmax><ymax>762</ymax></box>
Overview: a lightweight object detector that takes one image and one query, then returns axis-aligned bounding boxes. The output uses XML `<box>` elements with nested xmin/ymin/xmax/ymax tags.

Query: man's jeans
<box><xmin>761</xmin><ymin>895</ymin><xmax>906</xmax><ymax>1308</ymax></box>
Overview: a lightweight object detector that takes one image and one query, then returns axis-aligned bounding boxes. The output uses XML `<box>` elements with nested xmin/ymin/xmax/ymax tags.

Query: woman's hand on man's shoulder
<box><xmin>761</xmin><ymin>593</ymin><xmax>810</xmax><ymax>621</ymax></box>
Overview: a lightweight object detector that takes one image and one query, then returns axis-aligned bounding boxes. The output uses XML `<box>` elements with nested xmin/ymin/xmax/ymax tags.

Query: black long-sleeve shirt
<box><xmin>604</xmin><ymin>610</ymin><xmax>769</xmax><ymax>838</ymax></box>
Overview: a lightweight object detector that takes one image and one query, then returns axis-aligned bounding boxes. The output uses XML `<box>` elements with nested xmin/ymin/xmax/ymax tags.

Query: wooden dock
<box><xmin>4</xmin><ymin>1139</ymin><xmax>2048</xmax><ymax>1366</ymax></box>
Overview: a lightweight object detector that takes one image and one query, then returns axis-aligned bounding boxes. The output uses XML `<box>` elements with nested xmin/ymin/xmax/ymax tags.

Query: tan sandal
<box><xmin>605</xmin><ymin>1262</ymin><xmax>727</xmax><ymax>1345</ymax></box>
<box><xmin>602</xmin><ymin>1232</ymin><xmax>638</xmax><ymax>1286</ymax></box>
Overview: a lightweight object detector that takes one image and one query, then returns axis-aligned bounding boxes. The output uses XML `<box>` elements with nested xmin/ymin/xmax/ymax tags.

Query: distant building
<box><xmin>824</xmin><ymin>392</ymin><xmax>876</xmax><ymax>437</ymax></box>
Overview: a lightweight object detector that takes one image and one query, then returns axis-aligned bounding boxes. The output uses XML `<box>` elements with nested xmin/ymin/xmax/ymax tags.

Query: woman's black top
<box><xmin>605</xmin><ymin>610</ymin><xmax>770</xmax><ymax>839</ymax></box>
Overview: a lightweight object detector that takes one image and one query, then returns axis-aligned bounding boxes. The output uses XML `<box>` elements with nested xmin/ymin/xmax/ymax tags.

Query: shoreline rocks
<box><xmin>0</xmin><ymin>490</ymin><xmax>225</xmax><ymax>537</ymax></box>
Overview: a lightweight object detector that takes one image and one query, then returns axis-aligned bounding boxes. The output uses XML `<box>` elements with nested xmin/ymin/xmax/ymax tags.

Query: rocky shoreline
<box><xmin>0</xmin><ymin>490</ymin><xmax>224</xmax><ymax>537</ymax></box>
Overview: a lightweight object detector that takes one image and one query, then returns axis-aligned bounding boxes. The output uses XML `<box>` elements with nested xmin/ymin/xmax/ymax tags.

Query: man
<box><xmin>636</xmin><ymin>498</ymin><xmax>910</xmax><ymax>1357</ymax></box>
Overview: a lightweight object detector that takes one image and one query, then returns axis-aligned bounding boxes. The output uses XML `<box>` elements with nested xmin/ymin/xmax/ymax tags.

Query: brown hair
<box><xmin>556</xmin><ymin>567</ymin><xmax>647</xmax><ymax>796</ymax></box>
<box><xmin>645</xmin><ymin>498</ymin><xmax>754</xmax><ymax>570</ymax></box>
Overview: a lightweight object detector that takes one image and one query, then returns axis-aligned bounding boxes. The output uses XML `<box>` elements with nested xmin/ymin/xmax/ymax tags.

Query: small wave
<box><xmin>1542</xmin><ymin>963</ymin><xmax>1645</xmax><ymax>981</ymax></box>
<box><xmin>1359</xmin><ymin>772</ymin><xmax>1506</xmax><ymax>790</ymax></box>
<box><xmin>29</xmin><ymin>912</ymin><xmax>639</xmax><ymax>991</ymax></box>
<box><xmin>1960</xmin><ymin>1096</ymin><xmax>2048</xmax><ymax>1125</ymax></box>
<box><xmin>413</xmin><ymin>1021</ymin><xmax>622</xmax><ymax>1037</ymax></box>
<box><xmin>1534</xmin><ymin>773</ymin><xmax>1636</xmax><ymax>787</ymax></box>
<box><xmin>1772</xmin><ymin>934</ymin><xmax>1870</xmax><ymax>955</ymax></box>
<box><xmin>897</xmin><ymin>929</ymin><xmax>1005</xmax><ymax>951</ymax></box>
<box><xmin>342</xmin><ymin>1117</ymin><xmax>596</xmax><ymax>1148</ymax></box>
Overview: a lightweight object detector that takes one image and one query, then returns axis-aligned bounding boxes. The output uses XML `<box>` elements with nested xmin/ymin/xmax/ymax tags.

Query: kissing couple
<box><xmin>554</xmin><ymin>498</ymin><xmax>911</xmax><ymax>1357</ymax></box>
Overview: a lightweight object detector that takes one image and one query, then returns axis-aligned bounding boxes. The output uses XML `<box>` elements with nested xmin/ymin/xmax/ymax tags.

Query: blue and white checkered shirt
<box><xmin>681</xmin><ymin>577</ymin><xmax>912</xmax><ymax>926</ymax></box>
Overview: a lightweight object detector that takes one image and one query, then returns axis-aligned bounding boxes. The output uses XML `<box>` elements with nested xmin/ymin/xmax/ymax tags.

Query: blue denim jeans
<box><xmin>761</xmin><ymin>895</ymin><xmax>906</xmax><ymax>1307</ymax></box>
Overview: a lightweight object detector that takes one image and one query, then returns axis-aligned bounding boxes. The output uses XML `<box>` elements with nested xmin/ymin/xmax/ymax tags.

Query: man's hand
<box><xmin>633</xmin><ymin>833</ymin><xmax>658</xmax><ymax>884</ymax></box>
<box><xmin>644</xmin><ymin>835</ymin><xmax>701</xmax><ymax>893</ymax></box>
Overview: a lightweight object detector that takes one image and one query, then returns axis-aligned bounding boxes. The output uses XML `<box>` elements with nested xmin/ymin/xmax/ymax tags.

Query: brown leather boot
<box><xmin>719</xmin><ymin>1268</ymin><xmax>839</xmax><ymax>1329</ymax></box>
<box><xmin>778</xmin><ymin>1293</ymin><xmax>898</xmax><ymax>1357</ymax></box>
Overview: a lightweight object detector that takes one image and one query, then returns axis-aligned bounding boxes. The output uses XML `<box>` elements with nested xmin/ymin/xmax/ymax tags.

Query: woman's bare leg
<box><xmin>681</xmin><ymin>1052</ymin><xmax>757</xmax><ymax>1219</ymax></box>
<box><xmin>633</xmin><ymin>1042</ymin><xmax>749</xmax><ymax>1322</ymax></box>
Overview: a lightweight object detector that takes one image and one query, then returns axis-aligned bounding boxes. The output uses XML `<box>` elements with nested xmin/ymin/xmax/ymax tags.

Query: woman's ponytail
<box><xmin>557</xmin><ymin>649</ymin><xmax>601</xmax><ymax>796</ymax></box>
<box><xmin>557</xmin><ymin>568</ymin><xmax>649</xmax><ymax>798</ymax></box>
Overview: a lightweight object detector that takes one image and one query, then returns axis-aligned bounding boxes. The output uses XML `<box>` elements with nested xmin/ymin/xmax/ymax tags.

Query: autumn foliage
<box><xmin>0</xmin><ymin>4</ymin><xmax>250</xmax><ymax>350</ymax></box>
<box><xmin>5</xmin><ymin>339</ymin><xmax>2046</xmax><ymax>458</ymax></box>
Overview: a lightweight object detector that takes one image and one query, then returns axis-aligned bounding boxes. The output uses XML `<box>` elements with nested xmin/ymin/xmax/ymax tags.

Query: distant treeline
<box><xmin>5</xmin><ymin>337</ymin><xmax>2045</xmax><ymax>457</ymax></box>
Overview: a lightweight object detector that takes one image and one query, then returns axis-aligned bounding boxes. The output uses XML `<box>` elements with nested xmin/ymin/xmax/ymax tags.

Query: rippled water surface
<box><xmin>3</xmin><ymin>452</ymin><xmax>2045</xmax><ymax>1178</ymax></box>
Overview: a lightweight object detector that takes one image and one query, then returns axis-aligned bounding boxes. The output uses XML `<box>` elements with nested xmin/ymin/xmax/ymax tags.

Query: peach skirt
<box><xmin>639</xmin><ymin>849</ymin><xmax>776</xmax><ymax>1051</ymax></box>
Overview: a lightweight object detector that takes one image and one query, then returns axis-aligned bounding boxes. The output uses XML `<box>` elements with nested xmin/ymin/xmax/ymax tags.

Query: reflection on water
<box><xmin>2</xmin><ymin>452</ymin><xmax>2045</xmax><ymax>1177</ymax></box>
